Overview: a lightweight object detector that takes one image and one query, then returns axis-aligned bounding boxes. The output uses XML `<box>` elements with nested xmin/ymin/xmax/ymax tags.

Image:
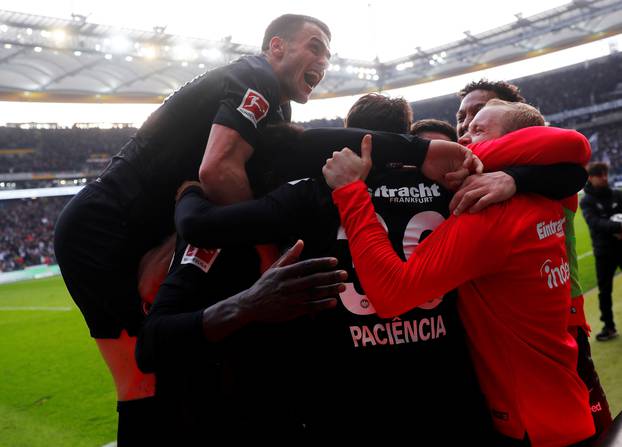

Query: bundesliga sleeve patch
<box><xmin>181</xmin><ymin>245</ymin><xmax>221</xmax><ymax>273</ymax></box>
<box><xmin>236</xmin><ymin>88</ymin><xmax>270</xmax><ymax>127</ymax></box>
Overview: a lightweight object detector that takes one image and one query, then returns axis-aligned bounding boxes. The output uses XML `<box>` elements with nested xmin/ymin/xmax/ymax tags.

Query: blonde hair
<box><xmin>485</xmin><ymin>99</ymin><xmax>545</xmax><ymax>133</ymax></box>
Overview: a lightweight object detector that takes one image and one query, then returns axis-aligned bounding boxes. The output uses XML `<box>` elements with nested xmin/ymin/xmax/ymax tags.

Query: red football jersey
<box><xmin>333</xmin><ymin>180</ymin><xmax>594</xmax><ymax>446</ymax></box>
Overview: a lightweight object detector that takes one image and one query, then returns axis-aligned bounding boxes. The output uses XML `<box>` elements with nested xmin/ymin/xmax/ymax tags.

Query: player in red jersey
<box><xmin>454</xmin><ymin>93</ymin><xmax>613</xmax><ymax>439</ymax></box>
<box><xmin>323</xmin><ymin>103</ymin><xmax>595</xmax><ymax>446</ymax></box>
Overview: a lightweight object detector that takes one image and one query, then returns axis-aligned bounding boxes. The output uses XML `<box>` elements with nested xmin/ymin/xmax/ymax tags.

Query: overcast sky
<box><xmin>0</xmin><ymin>0</ymin><xmax>619</xmax><ymax>124</ymax></box>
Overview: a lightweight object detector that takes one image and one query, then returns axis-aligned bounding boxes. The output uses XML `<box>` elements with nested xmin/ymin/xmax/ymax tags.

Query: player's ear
<box><xmin>269</xmin><ymin>36</ymin><xmax>286</xmax><ymax>58</ymax></box>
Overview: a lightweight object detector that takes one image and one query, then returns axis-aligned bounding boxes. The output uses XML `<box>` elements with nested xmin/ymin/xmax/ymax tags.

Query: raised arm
<box><xmin>321</xmin><ymin>140</ymin><xmax>502</xmax><ymax>317</ymax></box>
<box><xmin>449</xmin><ymin>164</ymin><xmax>588</xmax><ymax>215</ymax></box>
<box><xmin>471</xmin><ymin>126</ymin><xmax>591</xmax><ymax>170</ymax></box>
<box><xmin>330</xmin><ymin>180</ymin><xmax>506</xmax><ymax>317</ymax></box>
<box><xmin>450</xmin><ymin>127</ymin><xmax>590</xmax><ymax>214</ymax></box>
<box><xmin>175</xmin><ymin>181</ymin><xmax>326</xmax><ymax>248</ymax></box>
<box><xmin>273</xmin><ymin>128</ymin><xmax>430</xmax><ymax>181</ymax></box>
<box><xmin>503</xmin><ymin>164</ymin><xmax>587</xmax><ymax>200</ymax></box>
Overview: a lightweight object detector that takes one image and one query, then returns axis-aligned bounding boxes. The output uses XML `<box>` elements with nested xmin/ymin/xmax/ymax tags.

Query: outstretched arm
<box><xmin>471</xmin><ymin>126</ymin><xmax>591</xmax><ymax>170</ymax></box>
<box><xmin>322</xmin><ymin>136</ymin><xmax>504</xmax><ymax>317</ymax></box>
<box><xmin>330</xmin><ymin>181</ymin><xmax>506</xmax><ymax>317</ymax></box>
<box><xmin>450</xmin><ymin>164</ymin><xmax>587</xmax><ymax>215</ymax></box>
<box><xmin>175</xmin><ymin>181</ymin><xmax>324</xmax><ymax>248</ymax></box>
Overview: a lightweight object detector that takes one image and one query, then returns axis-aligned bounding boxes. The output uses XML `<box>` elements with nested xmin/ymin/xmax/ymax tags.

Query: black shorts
<box><xmin>54</xmin><ymin>178</ymin><xmax>164</xmax><ymax>338</ymax></box>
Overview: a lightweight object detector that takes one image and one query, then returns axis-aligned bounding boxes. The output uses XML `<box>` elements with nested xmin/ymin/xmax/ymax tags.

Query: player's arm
<box><xmin>503</xmin><ymin>164</ymin><xmax>587</xmax><ymax>200</ymax></box>
<box><xmin>331</xmin><ymin>180</ymin><xmax>506</xmax><ymax>317</ymax></box>
<box><xmin>322</xmin><ymin>137</ymin><xmax>505</xmax><ymax>317</ymax></box>
<box><xmin>199</xmin><ymin>58</ymin><xmax>283</xmax><ymax>204</ymax></box>
<box><xmin>175</xmin><ymin>181</ymin><xmax>323</xmax><ymax>248</ymax></box>
<box><xmin>471</xmin><ymin>126</ymin><xmax>591</xmax><ymax>169</ymax></box>
<box><xmin>279</xmin><ymin>128</ymin><xmax>431</xmax><ymax>181</ymax></box>
<box><xmin>451</xmin><ymin>126</ymin><xmax>591</xmax><ymax>215</ymax></box>
<box><xmin>136</xmin><ymin>241</ymin><xmax>344</xmax><ymax>373</ymax></box>
<box><xmin>450</xmin><ymin>163</ymin><xmax>587</xmax><ymax>215</ymax></box>
<box><xmin>198</xmin><ymin>124</ymin><xmax>254</xmax><ymax>204</ymax></box>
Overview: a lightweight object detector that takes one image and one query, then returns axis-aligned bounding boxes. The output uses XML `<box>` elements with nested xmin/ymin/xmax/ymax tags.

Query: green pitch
<box><xmin>0</xmin><ymin>209</ymin><xmax>620</xmax><ymax>446</ymax></box>
<box><xmin>0</xmin><ymin>277</ymin><xmax>117</xmax><ymax>446</ymax></box>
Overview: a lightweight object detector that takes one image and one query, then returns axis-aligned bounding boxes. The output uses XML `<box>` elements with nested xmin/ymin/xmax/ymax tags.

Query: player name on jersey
<box><xmin>349</xmin><ymin>315</ymin><xmax>447</xmax><ymax>348</ymax></box>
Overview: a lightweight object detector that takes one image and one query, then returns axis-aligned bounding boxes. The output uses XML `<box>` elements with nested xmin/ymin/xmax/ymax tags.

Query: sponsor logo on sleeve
<box><xmin>237</xmin><ymin>88</ymin><xmax>270</xmax><ymax>127</ymax></box>
<box><xmin>181</xmin><ymin>245</ymin><xmax>221</xmax><ymax>273</ymax></box>
<box><xmin>540</xmin><ymin>258</ymin><xmax>570</xmax><ymax>289</ymax></box>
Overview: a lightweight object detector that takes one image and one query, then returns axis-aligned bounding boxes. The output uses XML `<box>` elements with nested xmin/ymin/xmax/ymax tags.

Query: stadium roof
<box><xmin>1</xmin><ymin>0</ymin><xmax>622</xmax><ymax>102</ymax></box>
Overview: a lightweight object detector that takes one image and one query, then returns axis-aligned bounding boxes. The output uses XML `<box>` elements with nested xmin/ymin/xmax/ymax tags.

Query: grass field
<box><xmin>0</xmin><ymin>210</ymin><xmax>621</xmax><ymax>446</ymax></box>
<box><xmin>0</xmin><ymin>277</ymin><xmax>117</xmax><ymax>446</ymax></box>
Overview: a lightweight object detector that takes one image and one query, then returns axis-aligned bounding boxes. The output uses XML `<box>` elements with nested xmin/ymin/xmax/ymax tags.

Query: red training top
<box><xmin>469</xmin><ymin>126</ymin><xmax>592</xmax><ymax>333</ymax></box>
<box><xmin>333</xmin><ymin>182</ymin><xmax>594</xmax><ymax>446</ymax></box>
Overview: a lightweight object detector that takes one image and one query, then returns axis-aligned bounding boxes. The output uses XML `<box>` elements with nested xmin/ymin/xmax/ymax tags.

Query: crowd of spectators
<box><xmin>1</xmin><ymin>54</ymin><xmax>621</xmax><ymax>175</ymax></box>
<box><xmin>583</xmin><ymin>121</ymin><xmax>622</xmax><ymax>180</ymax></box>
<box><xmin>2</xmin><ymin>52</ymin><xmax>622</xmax><ymax>273</ymax></box>
<box><xmin>0</xmin><ymin>196</ymin><xmax>70</xmax><ymax>273</ymax></box>
<box><xmin>409</xmin><ymin>52</ymin><xmax>622</xmax><ymax>123</ymax></box>
<box><xmin>0</xmin><ymin>127</ymin><xmax>135</xmax><ymax>174</ymax></box>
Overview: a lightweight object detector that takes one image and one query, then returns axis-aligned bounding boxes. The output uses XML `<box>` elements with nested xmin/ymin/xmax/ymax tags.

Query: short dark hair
<box><xmin>262</xmin><ymin>14</ymin><xmax>331</xmax><ymax>51</ymax></box>
<box><xmin>458</xmin><ymin>79</ymin><xmax>525</xmax><ymax>103</ymax></box>
<box><xmin>345</xmin><ymin>93</ymin><xmax>412</xmax><ymax>134</ymax></box>
<box><xmin>410</xmin><ymin>119</ymin><xmax>457</xmax><ymax>142</ymax></box>
<box><xmin>587</xmin><ymin>162</ymin><xmax>609</xmax><ymax>177</ymax></box>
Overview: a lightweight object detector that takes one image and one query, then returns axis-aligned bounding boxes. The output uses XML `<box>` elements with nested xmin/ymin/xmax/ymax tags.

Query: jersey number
<box><xmin>337</xmin><ymin>211</ymin><xmax>445</xmax><ymax>315</ymax></box>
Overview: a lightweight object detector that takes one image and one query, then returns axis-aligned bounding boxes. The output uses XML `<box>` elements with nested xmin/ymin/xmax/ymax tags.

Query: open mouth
<box><xmin>303</xmin><ymin>70</ymin><xmax>322</xmax><ymax>89</ymax></box>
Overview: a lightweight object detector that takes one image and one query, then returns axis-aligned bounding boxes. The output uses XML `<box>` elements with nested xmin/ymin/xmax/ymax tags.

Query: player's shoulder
<box><xmin>504</xmin><ymin>195</ymin><xmax>565</xmax><ymax>228</ymax></box>
<box><xmin>228</xmin><ymin>55</ymin><xmax>279</xmax><ymax>85</ymax></box>
<box><xmin>460</xmin><ymin>194</ymin><xmax>561</xmax><ymax>226</ymax></box>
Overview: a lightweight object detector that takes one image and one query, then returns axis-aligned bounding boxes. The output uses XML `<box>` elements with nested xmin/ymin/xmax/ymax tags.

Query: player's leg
<box><xmin>97</xmin><ymin>333</ymin><xmax>158</xmax><ymax>446</ymax></box>
<box><xmin>595</xmin><ymin>255</ymin><xmax>617</xmax><ymax>340</ymax></box>
<box><xmin>54</xmin><ymin>185</ymin><xmax>157</xmax><ymax>446</ymax></box>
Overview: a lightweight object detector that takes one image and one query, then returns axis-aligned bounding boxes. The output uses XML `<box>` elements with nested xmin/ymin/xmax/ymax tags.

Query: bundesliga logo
<box><xmin>181</xmin><ymin>245</ymin><xmax>221</xmax><ymax>273</ymax></box>
<box><xmin>237</xmin><ymin>88</ymin><xmax>269</xmax><ymax>127</ymax></box>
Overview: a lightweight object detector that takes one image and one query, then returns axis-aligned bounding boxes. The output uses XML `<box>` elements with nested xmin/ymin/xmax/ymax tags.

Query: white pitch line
<box><xmin>578</xmin><ymin>251</ymin><xmax>593</xmax><ymax>260</ymax></box>
<box><xmin>0</xmin><ymin>306</ymin><xmax>72</xmax><ymax>311</ymax></box>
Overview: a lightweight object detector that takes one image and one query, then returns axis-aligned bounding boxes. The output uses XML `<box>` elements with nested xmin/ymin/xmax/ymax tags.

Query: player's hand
<box><xmin>237</xmin><ymin>240</ymin><xmax>345</xmax><ymax>323</ymax></box>
<box><xmin>175</xmin><ymin>180</ymin><xmax>204</xmax><ymax>202</ymax></box>
<box><xmin>323</xmin><ymin>134</ymin><xmax>373</xmax><ymax>189</ymax></box>
<box><xmin>422</xmin><ymin>140</ymin><xmax>483</xmax><ymax>191</ymax></box>
<box><xmin>449</xmin><ymin>172</ymin><xmax>517</xmax><ymax>215</ymax></box>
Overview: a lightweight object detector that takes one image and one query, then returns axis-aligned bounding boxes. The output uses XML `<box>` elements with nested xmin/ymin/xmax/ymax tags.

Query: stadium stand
<box><xmin>0</xmin><ymin>196</ymin><xmax>69</xmax><ymax>272</ymax></box>
<box><xmin>0</xmin><ymin>126</ymin><xmax>135</xmax><ymax>174</ymax></box>
<box><xmin>2</xmin><ymin>52</ymin><xmax>622</xmax><ymax>273</ymax></box>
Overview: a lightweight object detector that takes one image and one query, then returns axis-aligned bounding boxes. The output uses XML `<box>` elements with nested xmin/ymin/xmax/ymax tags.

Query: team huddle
<box><xmin>53</xmin><ymin>14</ymin><xmax>615</xmax><ymax>446</ymax></box>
